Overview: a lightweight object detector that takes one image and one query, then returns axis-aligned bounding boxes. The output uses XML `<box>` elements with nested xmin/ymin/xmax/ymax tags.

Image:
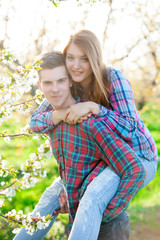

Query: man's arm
<box><xmin>91</xmin><ymin>119</ymin><xmax>146</xmax><ymax>222</ymax></box>
<box><xmin>30</xmin><ymin>99</ymin><xmax>68</xmax><ymax>134</ymax></box>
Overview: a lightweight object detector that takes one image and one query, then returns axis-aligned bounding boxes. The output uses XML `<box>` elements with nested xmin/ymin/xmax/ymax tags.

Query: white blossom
<box><xmin>0</xmin><ymin>170</ymin><xmax>3</xmax><ymax>177</ymax></box>
<box><xmin>3</xmin><ymin>170</ymin><xmax>9</xmax><ymax>177</ymax></box>
<box><xmin>37</xmin><ymin>221</ymin><xmax>43</xmax><ymax>229</ymax></box>
<box><xmin>4</xmin><ymin>136</ymin><xmax>11</xmax><ymax>143</ymax></box>
<box><xmin>38</xmin><ymin>144</ymin><xmax>45</xmax><ymax>153</ymax></box>
<box><xmin>1</xmin><ymin>160</ymin><xmax>7</xmax><ymax>168</ymax></box>
<box><xmin>29</xmin><ymin>153</ymin><xmax>37</xmax><ymax>161</ymax></box>
<box><xmin>0</xmin><ymin>199</ymin><xmax>4</xmax><ymax>207</ymax></box>
<box><xmin>18</xmin><ymin>210</ymin><xmax>23</xmax><ymax>215</ymax></box>
<box><xmin>36</xmin><ymin>212</ymin><xmax>41</xmax><ymax>218</ymax></box>
<box><xmin>26</xmin><ymin>226</ymin><xmax>35</xmax><ymax>235</ymax></box>
<box><xmin>44</xmin><ymin>150</ymin><xmax>52</xmax><ymax>160</ymax></box>
<box><xmin>22</xmin><ymin>219</ymin><xmax>26</xmax><ymax>226</ymax></box>
<box><xmin>33</xmin><ymin>135</ymin><xmax>40</xmax><ymax>140</ymax></box>
<box><xmin>4</xmin><ymin>187</ymin><xmax>16</xmax><ymax>197</ymax></box>
<box><xmin>21</xmin><ymin>164</ymin><xmax>25</xmax><ymax>171</ymax></box>
<box><xmin>1</xmin><ymin>181</ymin><xmax>5</xmax><ymax>186</ymax></box>
<box><xmin>40</xmin><ymin>170</ymin><xmax>47</xmax><ymax>178</ymax></box>
<box><xmin>12</xmin><ymin>228</ymin><xmax>21</xmax><ymax>234</ymax></box>
<box><xmin>35</xmin><ymin>98</ymin><xmax>41</xmax><ymax>105</ymax></box>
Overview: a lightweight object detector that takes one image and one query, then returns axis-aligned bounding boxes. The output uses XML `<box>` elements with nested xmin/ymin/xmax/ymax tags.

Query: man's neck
<box><xmin>64</xmin><ymin>96</ymin><xmax>76</xmax><ymax>109</ymax></box>
<box><xmin>54</xmin><ymin>96</ymin><xmax>76</xmax><ymax>110</ymax></box>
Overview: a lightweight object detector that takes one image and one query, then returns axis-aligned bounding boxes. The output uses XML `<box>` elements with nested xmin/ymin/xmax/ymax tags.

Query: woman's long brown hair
<box><xmin>63</xmin><ymin>30</ymin><xmax>111</xmax><ymax>108</ymax></box>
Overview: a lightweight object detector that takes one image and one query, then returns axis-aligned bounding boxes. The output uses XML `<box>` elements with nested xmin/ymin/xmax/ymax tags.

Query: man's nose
<box><xmin>52</xmin><ymin>83</ymin><xmax>59</xmax><ymax>92</ymax></box>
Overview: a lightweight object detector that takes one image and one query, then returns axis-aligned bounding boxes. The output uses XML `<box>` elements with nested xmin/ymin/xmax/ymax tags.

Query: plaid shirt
<box><xmin>31</xmin><ymin>114</ymin><xmax>146</xmax><ymax>225</ymax></box>
<box><xmin>30</xmin><ymin>68</ymin><xmax>158</xmax><ymax>224</ymax></box>
<box><xmin>30</xmin><ymin>68</ymin><xmax>158</xmax><ymax>162</ymax></box>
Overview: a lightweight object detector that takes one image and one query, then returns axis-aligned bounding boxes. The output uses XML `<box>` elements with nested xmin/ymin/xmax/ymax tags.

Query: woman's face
<box><xmin>65</xmin><ymin>43</ymin><xmax>93</xmax><ymax>88</ymax></box>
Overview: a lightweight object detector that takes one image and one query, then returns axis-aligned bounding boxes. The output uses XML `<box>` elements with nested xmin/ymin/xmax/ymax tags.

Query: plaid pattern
<box><xmin>30</xmin><ymin>67</ymin><xmax>158</xmax><ymax>225</ymax></box>
<box><xmin>98</xmin><ymin>68</ymin><xmax>159</xmax><ymax>162</ymax></box>
<box><xmin>49</xmin><ymin>117</ymin><xmax>146</xmax><ymax>224</ymax></box>
<box><xmin>31</xmin><ymin>112</ymin><xmax>146</xmax><ymax>224</ymax></box>
<box><xmin>30</xmin><ymin>68</ymin><xmax>158</xmax><ymax>162</ymax></box>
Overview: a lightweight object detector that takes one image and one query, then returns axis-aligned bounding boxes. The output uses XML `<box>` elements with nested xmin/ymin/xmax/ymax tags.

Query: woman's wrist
<box><xmin>88</xmin><ymin>101</ymin><xmax>101</xmax><ymax>114</ymax></box>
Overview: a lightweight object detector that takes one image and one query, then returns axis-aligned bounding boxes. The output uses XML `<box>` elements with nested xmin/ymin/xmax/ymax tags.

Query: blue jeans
<box><xmin>14</xmin><ymin>159</ymin><xmax>157</xmax><ymax>240</ymax></box>
<box><xmin>68</xmin><ymin>167</ymin><xmax>120</xmax><ymax>240</ymax></box>
<box><xmin>68</xmin><ymin>159</ymin><xmax>157</xmax><ymax>240</ymax></box>
<box><xmin>14</xmin><ymin>177</ymin><xmax>63</xmax><ymax>240</ymax></box>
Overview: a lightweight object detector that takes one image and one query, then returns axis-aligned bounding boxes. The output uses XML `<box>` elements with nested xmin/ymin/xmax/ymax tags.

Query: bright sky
<box><xmin>0</xmin><ymin>0</ymin><xmax>159</xmax><ymax>65</ymax></box>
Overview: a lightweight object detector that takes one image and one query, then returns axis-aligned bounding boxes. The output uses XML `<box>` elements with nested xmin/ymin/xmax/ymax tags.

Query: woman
<box><xmin>63</xmin><ymin>29</ymin><xmax>158</xmax><ymax>174</ymax></box>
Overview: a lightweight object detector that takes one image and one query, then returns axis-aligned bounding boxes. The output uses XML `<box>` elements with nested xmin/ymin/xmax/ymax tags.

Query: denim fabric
<box><xmin>140</xmin><ymin>159</ymin><xmax>157</xmax><ymax>188</ymax></box>
<box><xmin>68</xmin><ymin>167</ymin><xmax>120</xmax><ymax>240</ymax></box>
<box><xmin>14</xmin><ymin>158</ymin><xmax>157</xmax><ymax>240</ymax></box>
<box><xmin>14</xmin><ymin>177</ymin><xmax>64</xmax><ymax>240</ymax></box>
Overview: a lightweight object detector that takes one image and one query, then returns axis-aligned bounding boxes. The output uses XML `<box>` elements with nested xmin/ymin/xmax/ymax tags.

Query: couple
<box><xmin>14</xmin><ymin>30</ymin><xmax>158</xmax><ymax>240</ymax></box>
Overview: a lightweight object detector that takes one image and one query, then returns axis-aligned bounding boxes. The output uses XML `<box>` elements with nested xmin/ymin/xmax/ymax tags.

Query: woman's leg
<box><xmin>14</xmin><ymin>177</ymin><xmax>64</xmax><ymax>240</ymax></box>
<box><xmin>140</xmin><ymin>159</ymin><xmax>158</xmax><ymax>188</ymax></box>
<box><xmin>68</xmin><ymin>167</ymin><xmax>120</xmax><ymax>240</ymax></box>
<box><xmin>68</xmin><ymin>159</ymin><xmax>157</xmax><ymax>240</ymax></box>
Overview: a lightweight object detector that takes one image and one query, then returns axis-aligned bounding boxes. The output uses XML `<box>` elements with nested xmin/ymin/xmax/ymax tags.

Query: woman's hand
<box><xmin>77</xmin><ymin>113</ymin><xmax>92</xmax><ymax>123</ymax></box>
<box><xmin>53</xmin><ymin>192</ymin><xmax>69</xmax><ymax>215</ymax></box>
<box><xmin>65</xmin><ymin>101</ymin><xmax>101</xmax><ymax>125</ymax></box>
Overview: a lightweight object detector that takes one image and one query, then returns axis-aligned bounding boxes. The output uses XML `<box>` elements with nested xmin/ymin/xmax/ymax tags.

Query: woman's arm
<box><xmin>97</xmin><ymin>68</ymin><xmax>138</xmax><ymax>140</ymax></box>
<box><xmin>64</xmin><ymin>68</ymin><xmax>138</xmax><ymax>140</ymax></box>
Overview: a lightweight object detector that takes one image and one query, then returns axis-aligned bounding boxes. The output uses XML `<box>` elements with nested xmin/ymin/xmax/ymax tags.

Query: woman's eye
<box><xmin>81</xmin><ymin>58</ymin><xmax>88</xmax><ymax>62</ymax></box>
<box><xmin>67</xmin><ymin>56</ymin><xmax>73</xmax><ymax>61</ymax></box>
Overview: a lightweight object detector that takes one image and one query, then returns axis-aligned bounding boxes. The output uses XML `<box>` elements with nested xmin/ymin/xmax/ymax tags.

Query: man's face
<box><xmin>39</xmin><ymin>66</ymin><xmax>73</xmax><ymax>110</ymax></box>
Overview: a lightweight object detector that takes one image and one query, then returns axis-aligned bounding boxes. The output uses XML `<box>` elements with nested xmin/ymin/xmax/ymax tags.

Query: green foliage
<box><xmin>128</xmin><ymin>101</ymin><xmax>160</xmax><ymax>224</ymax></box>
<box><xmin>139</xmin><ymin>103</ymin><xmax>160</xmax><ymax>131</ymax></box>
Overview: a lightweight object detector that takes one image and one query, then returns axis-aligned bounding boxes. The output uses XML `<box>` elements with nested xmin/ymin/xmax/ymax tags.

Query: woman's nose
<box><xmin>73</xmin><ymin>59</ymin><xmax>80</xmax><ymax>69</ymax></box>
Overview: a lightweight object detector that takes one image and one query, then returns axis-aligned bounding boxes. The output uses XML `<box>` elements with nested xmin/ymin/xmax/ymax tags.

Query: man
<box><xmin>14</xmin><ymin>51</ymin><xmax>146</xmax><ymax>240</ymax></box>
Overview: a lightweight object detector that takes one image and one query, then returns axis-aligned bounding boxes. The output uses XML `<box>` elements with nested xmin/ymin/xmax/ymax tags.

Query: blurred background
<box><xmin>0</xmin><ymin>0</ymin><xmax>160</xmax><ymax>239</ymax></box>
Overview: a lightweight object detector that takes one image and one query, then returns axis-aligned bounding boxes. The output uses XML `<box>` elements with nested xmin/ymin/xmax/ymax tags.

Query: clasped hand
<box><xmin>65</xmin><ymin>102</ymin><xmax>95</xmax><ymax>125</ymax></box>
<box><xmin>52</xmin><ymin>101</ymin><xmax>100</xmax><ymax>125</ymax></box>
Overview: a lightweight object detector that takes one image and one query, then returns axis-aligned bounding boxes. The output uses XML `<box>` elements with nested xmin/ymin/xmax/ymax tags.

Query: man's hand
<box><xmin>52</xmin><ymin>109</ymin><xmax>68</xmax><ymax>125</ymax></box>
<box><xmin>53</xmin><ymin>192</ymin><xmax>69</xmax><ymax>215</ymax></box>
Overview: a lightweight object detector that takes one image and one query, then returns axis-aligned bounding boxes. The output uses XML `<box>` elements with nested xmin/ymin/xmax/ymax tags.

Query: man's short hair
<box><xmin>38</xmin><ymin>51</ymin><xmax>69</xmax><ymax>80</ymax></box>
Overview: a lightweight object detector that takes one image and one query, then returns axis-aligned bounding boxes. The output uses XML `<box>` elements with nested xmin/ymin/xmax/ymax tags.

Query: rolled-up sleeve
<box><xmin>30</xmin><ymin>99</ymin><xmax>55</xmax><ymax>134</ymax></box>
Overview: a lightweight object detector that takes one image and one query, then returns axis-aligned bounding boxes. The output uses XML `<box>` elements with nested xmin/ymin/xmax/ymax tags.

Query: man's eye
<box><xmin>58</xmin><ymin>79</ymin><xmax>65</xmax><ymax>83</ymax></box>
